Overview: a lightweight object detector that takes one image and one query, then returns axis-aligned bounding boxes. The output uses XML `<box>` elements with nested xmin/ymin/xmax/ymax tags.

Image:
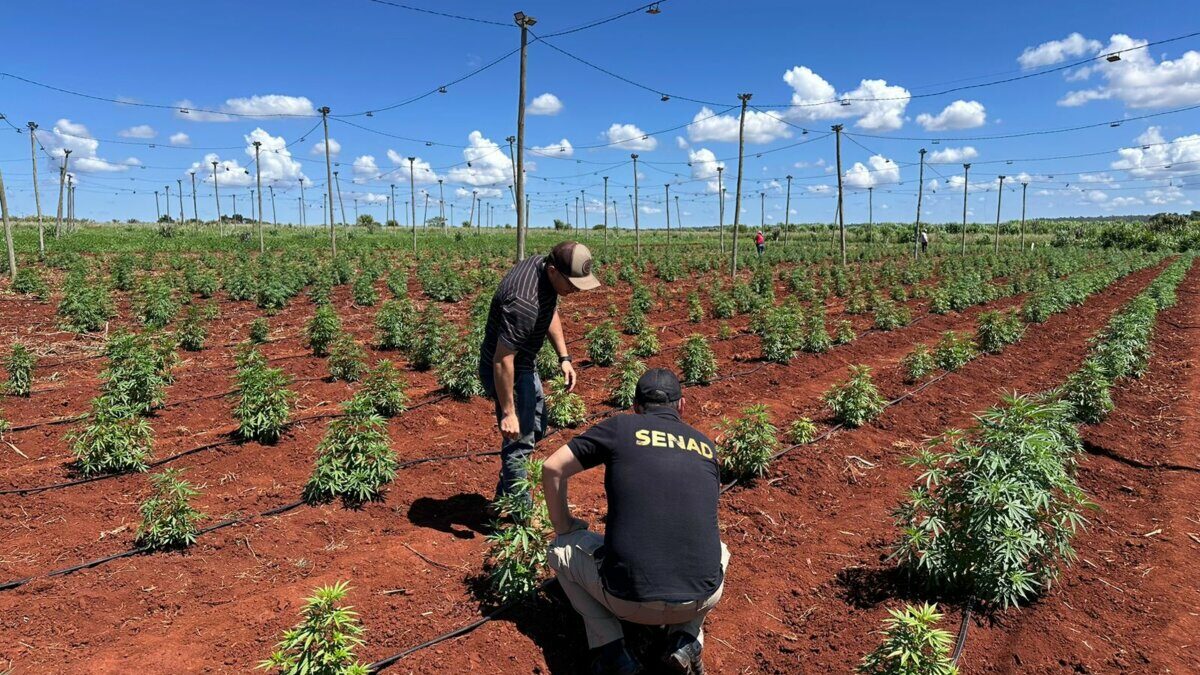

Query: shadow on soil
<box><xmin>407</xmin><ymin>492</ymin><xmax>491</xmax><ymax>539</ymax></box>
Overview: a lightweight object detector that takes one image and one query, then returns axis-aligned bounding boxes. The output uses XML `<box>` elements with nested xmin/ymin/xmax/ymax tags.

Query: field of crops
<box><xmin>0</xmin><ymin>226</ymin><xmax>1197</xmax><ymax>674</ymax></box>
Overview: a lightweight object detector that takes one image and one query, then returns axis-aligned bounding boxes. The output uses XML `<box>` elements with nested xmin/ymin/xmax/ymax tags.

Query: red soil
<box><xmin>0</xmin><ymin>258</ymin><xmax>1193</xmax><ymax>674</ymax></box>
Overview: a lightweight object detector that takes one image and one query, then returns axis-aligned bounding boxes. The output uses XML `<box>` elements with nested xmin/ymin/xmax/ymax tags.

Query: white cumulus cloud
<box><xmin>186</xmin><ymin>127</ymin><xmax>306</xmax><ymax>187</ymax></box>
<box><xmin>528</xmin><ymin>93</ymin><xmax>563</xmax><ymax>116</ymax></box>
<box><xmin>1111</xmin><ymin>126</ymin><xmax>1200</xmax><ymax>179</ymax></box>
<box><xmin>118</xmin><ymin>124</ymin><xmax>156</xmax><ymax>139</ymax></box>
<box><xmin>352</xmin><ymin>155</ymin><xmax>381</xmax><ymax>183</ymax></box>
<box><xmin>916</xmin><ymin>100</ymin><xmax>987</xmax><ymax>131</ymax></box>
<box><xmin>386</xmin><ymin>150</ymin><xmax>441</xmax><ymax>185</ymax></box>
<box><xmin>1058</xmin><ymin>34</ymin><xmax>1200</xmax><ymax>109</ymax></box>
<box><xmin>605</xmin><ymin>123</ymin><xmax>658</xmax><ymax>151</ymax></box>
<box><xmin>169</xmin><ymin>132</ymin><xmax>190</xmax><ymax>146</ymax></box>
<box><xmin>688</xmin><ymin>147</ymin><xmax>725</xmax><ymax>193</ymax></box>
<box><xmin>687</xmin><ymin>107</ymin><xmax>791</xmax><ymax>144</ymax></box>
<box><xmin>532</xmin><ymin>138</ymin><xmax>574</xmax><ymax>157</ymax></box>
<box><xmin>843</xmin><ymin>155</ymin><xmax>900</xmax><ymax>189</ymax></box>
<box><xmin>1018</xmin><ymin>32</ymin><xmax>1102</xmax><ymax>69</ymax></box>
<box><xmin>312</xmin><ymin>138</ymin><xmax>340</xmax><ymax>157</ymax></box>
<box><xmin>35</xmin><ymin>119</ymin><xmax>136</xmax><ymax>173</ymax></box>
<box><xmin>446</xmin><ymin>131</ymin><xmax>512</xmax><ymax>186</ymax></box>
<box><xmin>929</xmin><ymin>146</ymin><xmax>978</xmax><ymax>163</ymax></box>
<box><xmin>782</xmin><ymin>66</ymin><xmax>911</xmax><ymax>131</ymax></box>
<box><xmin>175</xmin><ymin>94</ymin><xmax>315</xmax><ymax>122</ymax></box>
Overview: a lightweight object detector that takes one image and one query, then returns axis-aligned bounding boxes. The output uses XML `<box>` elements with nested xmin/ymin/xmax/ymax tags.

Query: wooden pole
<box><xmin>319</xmin><ymin>106</ymin><xmax>336</xmax><ymax>255</ymax></box>
<box><xmin>514</xmin><ymin>11</ymin><xmax>536</xmax><ymax>261</ymax></box>
<box><xmin>832</xmin><ymin>124</ymin><xmax>846</xmax><ymax>266</ymax></box>
<box><xmin>27</xmin><ymin>122</ymin><xmax>44</xmax><ymax>256</ymax></box>
<box><xmin>731</xmin><ymin>93</ymin><xmax>751</xmax><ymax>278</ymax></box>
<box><xmin>0</xmin><ymin>169</ymin><xmax>16</xmax><ymax>281</ymax></box>
<box><xmin>915</xmin><ymin>148</ymin><xmax>926</xmax><ymax>260</ymax></box>
<box><xmin>960</xmin><ymin>163</ymin><xmax>970</xmax><ymax>256</ymax></box>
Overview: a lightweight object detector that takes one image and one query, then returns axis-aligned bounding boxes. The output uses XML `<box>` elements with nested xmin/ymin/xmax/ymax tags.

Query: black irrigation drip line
<box><xmin>0</xmin><ymin>500</ymin><xmax>306</xmax><ymax>592</ymax></box>
<box><xmin>951</xmin><ymin>600</ymin><xmax>975</xmax><ymax>665</ymax></box>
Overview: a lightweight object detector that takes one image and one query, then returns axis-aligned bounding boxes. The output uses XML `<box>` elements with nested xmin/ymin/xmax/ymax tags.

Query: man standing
<box><xmin>543</xmin><ymin>369</ymin><xmax>728</xmax><ymax>675</ymax></box>
<box><xmin>754</xmin><ymin>230</ymin><xmax>766</xmax><ymax>258</ymax></box>
<box><xmin>920</xmin><ymin>229</ymin><xmax>929</xmax><ymax>255</ymax></box>
<box><xmin>479</xmin><ymin>241</ymin><xmax>600</xmax><ymax>509</ymax></box>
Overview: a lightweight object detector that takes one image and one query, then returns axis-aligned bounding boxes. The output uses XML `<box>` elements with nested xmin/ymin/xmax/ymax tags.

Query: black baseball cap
<box><xmin>635</xmin><ymin>368</ymin><xmax>683</xmax><ymax>406</ymax></box>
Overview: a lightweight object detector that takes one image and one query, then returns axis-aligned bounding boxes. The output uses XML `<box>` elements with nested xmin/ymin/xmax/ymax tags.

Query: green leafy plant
<box><xmin>546</xmin><ymin>377</ymin><xmax>586</xmax><ymax>428</ymax></box>
<box><xmin>759</xmin><ymin>305</ymin><xmax>801</xmax><ymax>364</ymax></box>
<box><xmin>410</xmin><ymin>305</ymin><xmax>449</xmax><ymax>371</ymax></box>
<box><xmin>258</xmin><ymin>581</ymin><xmax>368</xmax><ymax>675</ymax></box>
<box><xmin>136</xmin><ymin>469</ymin><xmax>205</xmax><ymax>550</ymax></box>
<box><xmin>304</xmin><ymin>304</ymin><xmax>342</xmax><ymax>357</ymax></box>
<box><xmin>328</xmin><ymin>334</ymin><xmax>367</xmax><ymax>383</ymax></box>
<box><xmin>718</xmin><ymin>404</ymin><xmax>778</xmax><ymax>480</ymax></box>
<box><xmin>856</xmin><ymin>603</ymin><xmax>958</xmax><ymax>675</ymax></box>
<box><xmin>687</xmin><ymin>292</ymin><xmax>705</xmax><ymax>323</ymax></box>
<box><xmin>359</xmin><ymin>359</ymin><xmax>408</xmax><ymax>416</ymax></box>
<box><xmin>12</xmin><ymin>267</ymin><xmax>49</xmax><ymax>298</ymax></box>
<box><xmin>100</xmin><ymin>331</ymin><xmax>176</xmax><ymax>414</ymax></box>
<box><xmin>69</xmin><ymin>397</ymin><xmax>154</xmax><ymax>476</ymax></box>
<box><xmin>933</xmin><ymin>331</ymin><xmax>976</xmax><ymax>372</ymax></box>
<box><xmin>610</xmin><ymin>353</ymin><xmax>646</xmax><ymax>407</ymax></box>
<box><xmin>678</xmin><ymin>334</ymin><xmax>717</xmax><ymax>384</ymax></box>
<box><xmin>585</xmin><ymin>321</ymin><xmax>622</xmax><ymax>367</ymax></box>
<box><xmin>485</xmin><ymin>460</ymin><xmax>554</xmax><ymax>604</ymax></box>
<box><xmin>787</xmin><ymin>417</ymin><xmax>818</xmax><ymax>444</ymax></box>
<box><xmin>975</xmin><ymin>309</ymin><xmax>1025</xmax><ymax>354</ymax></box>
<box><xmin>305</xmin><ymin>397</ymin><xmax>398</xmax><ymax>504</ymax></box>
<box><xmin>57</xmin><ymin>270</ymin><xmax>115</xmax><ymax>332</ymax></box>
<box><xmin>872</xmin><ymin>299</ymin><xmax>911</xmax><ymax>331</ymax></box>
<box><xmin>235</xmin><ymin>351</ymin><xmax>297</xmax><ymax>443</ymax></box>
<box><xmin>438</xmin><ymin>338</ymin><xmax>484</xmax><ymax>400</ymax></box>
<box><xmin>249</xmin><ymin>317</ymin><xmax>270</xmax><ymax>344</ymax></box>
<box><xmin>891</xmin><ymin>395</ymin><xmax>1089</xmax><ymax>608</ymax></box>
<box><xmin>823</xmin><ymin>365</ymin><xmax>886</xmax><ymax>428</ymax></box>
<box><xmin>374</xmin><ymin>298</ymin><xmax>417</xmax><ymax>351</ymax></box>
<box><xmin>802</xmin><ymin>308</ymin><xmax>832</xmax><ymax>353</ymax></box>
<box><xmin>4</xmin><ymin>342</ymin><xmax>36</xmax><ymax>397</ymax></box>
<box><xmin>135</xmin><ymin>278</ymin><xmax>181</xmax><ymax>328</ymax></box>
<box><xmin>176</xmin><ymin>304</ymin><xmax>208</xmax><ymax>351</ymax></box>
<box><xmin>536</xmin><ymin>341</ymin><xmax>561</xmax><ymax>381</ymax></box>
<box><xmin>631</xmin><ymin>330</ymin><xmax>661</xmax><ymax>357</ymax></box>
<box><xmin>386</xmin><ymin>267</ymin><xmax>409</xmax><ymax>298</ymax></box>
<box><xmin>622</xmin><ymin>306</ymin><xmax>648</xmax><ymax>335</ymax></box>
<box><xmin>351</xmin><ymin>272</ymin><xmax>378</xmax><ymax>307</ymax></box>
<box><xmin>1059</xmin><ymin>358</ymin><xmax>1114</xmax><ymax>424</ymax></box>
<box><xmin>834</xmin><ymin>319</ymin><xmax>856</xmax><ymax>345</ymax></box>
<box><xmin>901</xmin><ymin>344</ymin><xmax>936</xmax><ymax>384</ymax></box>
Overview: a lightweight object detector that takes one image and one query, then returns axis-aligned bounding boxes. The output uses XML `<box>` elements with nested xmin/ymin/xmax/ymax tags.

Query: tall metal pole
<box><xmin>914</xmin><ymin>148</ymin><xmax>926</xmax><ymax>260</ymax></box>
<box><xmin>960</xmin><ymin>163</ymin><xmax>971</xmax><ymax>256</ymax></box>
<box><xmin>732</xmin><ymin>94</ymin><xmax>751</xmax><ymax>277</ymax></box>
<box><xmin>832</xmin><ymin>124</ymin><xmax>846</xmax><ymax>266</ymax></box>
<box><xmin>631</xmin><ymin>153</ymin><xmax>641</xmax><ymax>256</ymax></box>
<box><xmin>613</xmin><ymin>198</ymin><xmax>619</xmax><ymax>233</ymax></box>
<box><xmin>1020</xmin><ymin>182</ymin><xmax>1028</xmax><ymax>252</ymax></box>
<box><xmin>994</xmin><ymin>175</ymin><xmax>1006</xmax><ymax>253</ymax></box>
<box><xmin>319</xmin><ymin>106</ymin><xmax>336</xmax><ymax>255</ymax></box>
<box><xmin>212</xmin><ymin>160</ymin><xmax>222</xmax><ymax>234</ymax></box>
<box><xmin>253</xmin><ymin>141</ymin><xmax>264</xmax><ymax>252</ymax></box>
<box><xmin>574</xmin><ymin>195</ymin><xmax>579</xmax><ymax>234</ymax></box>
<box><xmin>602</xmin><ymin>175</ymin><xmax>609</xmax><ymax>249</ymax></box>
<box><xmin>514</xmin><ymin>11</ymin><xmax>536</xmax><ymax>261</ymax></box>
<box><xmin>190</xmin><ymin>171</ymin><xmax>198</xmax><ymax>225</ymax></box>
<box><xmin>717</xmin><ymin>167</ymin><xmax>725</xmax><ymax>254</ymax></box>
<box><xmin>0</xmin><ymin>169</ymin><xmax>15</xmax><ymax>281</ymax></box>
<box><xmin>407</xmin><ymin>157</ymin><xmax>417</xmax><ymax>252</ymax></box>
<box><xmin>55</xmin><ymin>149</ymin><xmax>71</xmax><ymax>238</ymax></box>
<box><xmin>27</xmin><ymin>122</ymin><xmax>44</xmax><ymax>256</ymax></box>
<box><xmin>354</xmin><ymin>198</ymin><xmax>359</xmax><ymax>224</ymax></box>
<box><xmin>783</xmin><ymin>174</ymin><xmax>792</xmax><ymax>244</ymax></box>
<box><xmin>469</xmin><ymin>191</ymin><xmax>476</xmax><ymax>234</ymax></box>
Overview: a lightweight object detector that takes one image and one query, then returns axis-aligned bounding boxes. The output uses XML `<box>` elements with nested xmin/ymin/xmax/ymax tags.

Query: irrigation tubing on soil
<box><xmin>0</xmin><ymin>500</ymin><xmax>307</xmax><ymax>592</ymax></box>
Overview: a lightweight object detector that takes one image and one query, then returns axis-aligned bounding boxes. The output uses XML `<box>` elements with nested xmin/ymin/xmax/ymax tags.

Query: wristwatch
<box><xmin>559</xmin><ymin>354</ymin><xmax>573</xmax><ymax>364</ymax></box>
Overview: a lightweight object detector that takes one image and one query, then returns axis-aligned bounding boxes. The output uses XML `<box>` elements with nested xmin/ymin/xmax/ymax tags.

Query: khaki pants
<box><xmin>548</xmin><ymin>529</ymin><xmax>729</xmax><ymax>649</ymax></box>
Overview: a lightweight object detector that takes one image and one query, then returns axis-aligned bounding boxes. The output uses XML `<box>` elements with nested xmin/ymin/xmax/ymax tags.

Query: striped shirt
<box><xmin>479</xmin><ymin>255</ymin><xmax>559</xmax><ymax>373</ymax></box>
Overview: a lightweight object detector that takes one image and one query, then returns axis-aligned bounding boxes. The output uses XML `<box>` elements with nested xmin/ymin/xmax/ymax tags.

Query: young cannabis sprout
<box><xmin>718</xmin><ymin>404</ymin><xmax>778</xmax><ymax>480</ymax></box>
<box><xmin>305</xmin><ymin>397</ymin><xmax>398</xmax><ymax>505</ymax></box>
<box><xmin>4</xmin><ymin>342</ymin><xmax>36</xmax><ymax>397</ymax></box>
<box><xmin>258</xmin><ymin>581</ymin><xmax>368</xmax><ymax>675</ymax></box>
<box><xmin>546</xmin><ymin>377</ymin><xmax>587</xmax><ymax>428</ymax></box>
<box><xmin>136</xmin><ymin>469</ymin><xmax>205</xmax><ymax>550</ymax></box>
<box><xmin>585</xmin><ymin>321</ymin><xmax>622</xmax><ymax>367</ymax></box>
<box><xmin>304</xmin><ymin>304</ymin><xmax>342</xmax><ymax>357</ymax></box>
<box><xmin>678</xmin><ymin>334</ymin><xmax>717</xmax><ymax>384</ymax></box>
<box><xmin>823</xmin><ymin>365</ymin><xmax>886</xmax><ymax>428</ymax></box>
<box><xmin>484</xmin><ymin>460</ymin><xmax>554</xmax><ymax>605</ymax></box>
<box><xmin>856</xmin><ymin>603</ymin><xmax>958</xmax><ymax>675</ymax></box>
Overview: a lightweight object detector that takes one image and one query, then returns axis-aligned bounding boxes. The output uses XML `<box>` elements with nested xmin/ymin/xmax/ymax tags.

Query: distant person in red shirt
<box><xmin>754</xmin><ymin>230</ymin><xmax>765</xmax><ymax>258</ymax></box>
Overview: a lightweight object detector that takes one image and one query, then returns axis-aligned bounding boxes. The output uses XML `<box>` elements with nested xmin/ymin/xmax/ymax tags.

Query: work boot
<box><xmin>662</xmin><ymin>632</ymin><xmax>704</xmax><ymax>674</ymax></box>
<box><xmin>589</xmin><ymin>638</ymin><xmax>642</xmax><ymax>675</ymax></box>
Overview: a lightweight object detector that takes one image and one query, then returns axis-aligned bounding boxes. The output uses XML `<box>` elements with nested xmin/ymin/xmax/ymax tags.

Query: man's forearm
<box><xmin>543</xmin><ymin>470</ymin><xmax>572</xmax><ymax>534</ymax></box>
<box><xmin>547</xmin><ymin>310</ymin><xmax>568</xmax><ymax>358</ymax></box>
<box><xmin>493</xmin><ymin>354</ymin><xmax>516</xmax><ymax>416</ymax></box>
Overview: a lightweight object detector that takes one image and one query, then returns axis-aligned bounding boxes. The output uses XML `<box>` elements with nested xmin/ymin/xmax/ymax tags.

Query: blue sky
<box><xmin>2</xmin><ymin>0</ymin><xmax>1199</xmax><ymax>227</ymax></box>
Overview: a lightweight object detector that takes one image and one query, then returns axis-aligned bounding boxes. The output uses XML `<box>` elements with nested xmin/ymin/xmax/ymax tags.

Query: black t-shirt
<box><xmin>567</xmin><ymin>407</ymin><xmax>723</xmax><ymax>603</ymax></box>
<box><xmin>479</xmin><ymin>255</ymin><xmax>558</xmax><ymax>373</ymax></box>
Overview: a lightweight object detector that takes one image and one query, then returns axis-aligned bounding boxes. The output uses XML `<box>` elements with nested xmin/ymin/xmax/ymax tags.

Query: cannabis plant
<box><xmin>759</xmin><ymin>305</ymin><xmax>801</xmax><ymax>364</ymax></box>
<box><xmin>12</xmin><ymin>267</ymin><xmax>49</xmax><ymax>299</ymax></box>
<box><xmin>975</xmin><ymin>309</ymin><xmax>1025</xmax><ymax>354</ymax></box>
<box><xmin>622</xmin><ymin>306</ymin><xmax>648</xmax><ymax>335</ymax></box>
<box><xmin>872</xmin><ymin>300</ymin><xmax>911</xmax><ymax>331</ymax></box>
<box><xmin>536</xmin><ymin>341</ymin><xmax>561</xmax><ymax>381</ymax></box>
<box><xmin>610</xmin><ymin>354</ymin><xmax>647</xmax><ymax>408</ymax></box>
<box><xmin>678</xmin><ymin>334</ymin><xmax>717</xmax><ymax>384</ymax></box>
<box><xmin>235</xmin><ymin>354</ymin><xmax>297</xmax><ymax>443</ymax></box>
<box><xmin>687</xmin><ymin>292</ymin><xmax>705</xmax><ymax>323</ymax></box>
<box><xmin>258</xmin><ymin>581</ymin><xmax>368</xmax><ymax>675</ymax></box>
<box><xmin>359</xmin><ymin>359</ymin><xmax>408</xmax><ymax>417</ymax></box>
<box><xmin>4</xmin><ymin>342</ymin><xmax>35</xmax><ymax>397</ymax></box>
<box><xmin>409</xmin><ymin>305</ymin><xmax>449</xmax><ymax>371</ymax></box>
<box><xmin>485</xmin><ymin>460</ymin><xmax>554</xmax><ymax>604</ymax></box>
<box><xmin>438</xmin><ymin>339</ymin><xmax>484</xmax><ymax>400</ymax></box>
<box><xmin>1060</xmin><ymin>358</ymin><xmax>1114</xmax><ymax>424</ymax></box>
<box><xmin>546</xmin><ymin>377</ymin><xmax>586</xmax><ymax>428</ymax></box>
<box><xmin>802</xmin><ymin>308</ymin><xmax>832</xmax><ymax>353</ymax></box>
<box><xmin>136</xmin><ymin>469</ymin><xmax>205</xmax><ymax>550</ymax></box>
<box><xmin>101</xmin><ymin>331</ymin><xmax>175</xmax><ymax>414</ymax></box>
<box><xmin>585</xmin><ymin>321</ymin><xmax>622</xmax><ymax>367</ymax></box>
<box><xmin>374</xmin><ymin>298</ymin><xmax>417</xmax><ymax>351</ymax></box>
<box><xmin>718</xmin><ymin>404</ymin><xmax>778</xmax><ymax>480</ymax></box>
<box><xmin>177</xmin><ymin>304</ymin><xmax>208</xmax><ymax>351</ymax></box>
<box><xmin>834</xmin><ymin>320</ymin><xmax>856</xmax><ymax>345</ymax></box>
<box><xmin>631</xmin><ymin>330</ymin><xmax>661</xmax><ymax>358</ymax></box>
<box><xmin>249</xmin><ymin>317</ymin><xmax>270</xmax><ymax>344</ymax></box>
<box><xmin>901</xmin><ymin>344</ymin><xmax>936</xmax><ymax>384</ymax></box>
<box><xmin>135</xmin><ymin>278</ymin><xmax>180</xmax><ymax>328</ymax></box>
<box><xmin>385</xmin><ymin>267</ymin><xmax>409</xmax><ymax>298</ymax></box>
<box><xmin>932</xmin><ymin>331</ymin><xmax>976</xmax><ymax>372</ymax></box>
<box><xmin>305</xmin><ymin>397</ymin><xmax>398</xmax><ymax>504</ymax></box>
<box><xmin>787</xmin><ymin>417</ymin><xmax>818</xmax><ymax>445</ymax></box>
<box><xmin>304</xmin><ymin>304</ymin><xmax>342</xmax><ymax>357</ymax></box>
<box><xmin>891</xmin><ymin>395</ymin><xmax>1089</xmax><ymax>608</ymax></box>
<box><xmin>69</xmin><ymin>398</ymin><xmax>154</xmax><ymax>476</ymax></box>
<box><xmin>328</xmin><ymin>334</ymin><xmax>367</xmax><ymax>383</ymax></box>
<box><xmin>351</xmin><ymin>272</ymin><xmax>378</xmax><ymax>307</ymax></box>
<box><xmin>823</xmin><ymin>365</ymin><xmax>886</xmax><ymax>428</ymax></box>
<box><xmin>856</xmin><ymin>603</ymin><xmax>958</xmax><ymax>675</ymax></box>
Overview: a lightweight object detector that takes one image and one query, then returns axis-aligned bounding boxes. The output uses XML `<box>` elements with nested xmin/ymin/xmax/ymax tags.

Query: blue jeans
<box><xmin>479</xmin><ymin>364</ymin><xmax>547</xmax><ymax>508</ymax></box>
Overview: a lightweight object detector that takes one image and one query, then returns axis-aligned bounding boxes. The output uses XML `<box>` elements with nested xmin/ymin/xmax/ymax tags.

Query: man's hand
<box><xmin>560</xmin><ymin>360</ymin><xmax>578</xmax><ymax>391</ymax></box>
<box><xmin>556</xmin><ymin>516</ymin><xmax>589</xmax><ymax>537</ymax></box>
<box><xmin>499</xmin><ymin>412</ymin><xmax>521</xmax><ymax>440</ymax></box>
